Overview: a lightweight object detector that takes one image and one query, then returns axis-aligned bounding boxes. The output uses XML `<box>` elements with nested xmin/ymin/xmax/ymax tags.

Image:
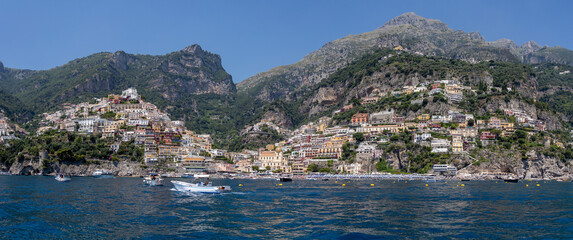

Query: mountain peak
<box><xmin>381</xmin><ymin>12</ymin><xmax>449</xmax><ymax>31</ymax></box>
<box><xmin>182</xmin><ymin>44</ymin><xmax>203</xmax><ymax>54</ymax></box>
<box><xmin>522</xmin><ymin>40</ymin><xmax>541</xmax><ymax>49</ymax></box>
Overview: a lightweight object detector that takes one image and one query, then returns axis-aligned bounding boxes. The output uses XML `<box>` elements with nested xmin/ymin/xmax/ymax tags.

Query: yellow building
<box><xmin>452</xmin><ymin>134</ymin><xmax>463</xmax><ymax>153</ymax></box>
<box><xmin>235</xmin><ymin>159</ymin><xmax>252</xmax><ymax>173</ymax></box>
<box><xmin>316</xmin><ymin>123</ymin><xmax>327</xmax><ymax>133</ymax></box>
<box><xmin>357</xmin><ymin>124</ymin><xmax>403</xmax><ymax>134</ymax></box>
<box><xmin>181</xmin><ymin>156</ymin><xmax>206</xmax><ymax>171</ymax></box>
<box><xmin>292</xmin><ymin>162</ymin><xmax>305</xmax><ymax>174</ymax></box>
<box><xmin>265</xmin><ymin>144</ymin><xmax>275</xmax><ymax>151</ymax></box>
<box><xmin>158</xmin><ymin>145</ymin><xmax>181</xmax><ymax>156</ymax></box>
<box><xmin>500</xmin><ymin>122</ymin><xmax>514</xmax><ymax>132</ymax></box>
<box><xmin>259</xmin><ymin>151</ymin><xmax>291</xmax><ymax>173</ymax></box>
<box><xmin>450</xmin><ymin>128</ymin><xmax>477</xmax><ymax>138</ymax></box>
<box><xmin>417</xmin><ymin>114</ymin><xmax>430</xmax><ymax>121</ymax></box>
<box><xmin>445</xmin><ymin>84</ymin><xmax>462</xmax><ymax>95</ymax></box>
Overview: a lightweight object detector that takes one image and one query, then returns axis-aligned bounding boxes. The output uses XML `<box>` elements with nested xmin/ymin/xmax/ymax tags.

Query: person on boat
<box><xmin>205</xmin><ymin>178</ymin><xmax>210</xmax><ymax>186</ymax></box>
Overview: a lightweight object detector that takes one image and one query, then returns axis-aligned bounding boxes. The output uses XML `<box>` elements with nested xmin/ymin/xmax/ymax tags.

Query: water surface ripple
<box><xmin>0</xmin><ymin>176</ymin><xmax>572</xmax><ymax>239</ymax></box>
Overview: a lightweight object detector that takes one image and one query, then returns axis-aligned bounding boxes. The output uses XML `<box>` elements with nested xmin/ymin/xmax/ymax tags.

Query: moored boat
<box><xmin>504</xmin><ymin>178</ymin><xmax>519</xmax><ymax>183</ymax></box>
<box><xmin>55</xmin><ymin>173</ymin><xmax>71</xmax><ymax>182</ymax></box>
<box><xmin>143</xmin><ymin>173</ymin><xmax>164</xmax><ymax>186</ymax></box>
<box><xmin>92</xmin><ymin>170</ymin><xmax>114</xmax><ymax>179</ymax></box>
<box><xmin>279</xmin><ymin>177</ymin><xmax>293</xmax><ymax>182</ymax></box>
<box><xmin>424</xmin><ymin>178</ymin><xmax>437</xmax><ymax>183</ymax></box>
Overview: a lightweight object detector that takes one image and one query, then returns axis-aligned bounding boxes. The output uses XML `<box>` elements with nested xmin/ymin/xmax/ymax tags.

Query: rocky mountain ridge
<box><xmin>238</xmin><ymin>12</ymin><xmax>573</xmax><ymax>103</ymax></box>
<box><xmin>0</xmin><ymin>44</ymin><xmax>238</xmax><ymax>136</ymax></box>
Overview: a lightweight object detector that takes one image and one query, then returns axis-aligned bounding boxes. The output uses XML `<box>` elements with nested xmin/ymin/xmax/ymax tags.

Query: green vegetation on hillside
<box><xmin>0</xmin><ymin>130</ymin><xmax>143</xmax><ymax>167</ymax></box>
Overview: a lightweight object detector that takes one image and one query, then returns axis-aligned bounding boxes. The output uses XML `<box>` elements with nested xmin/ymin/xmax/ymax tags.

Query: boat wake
<box><xmin>170</xmin><ymin>188</ymin><xmax>222</xmax><ymax>197</ymax></box>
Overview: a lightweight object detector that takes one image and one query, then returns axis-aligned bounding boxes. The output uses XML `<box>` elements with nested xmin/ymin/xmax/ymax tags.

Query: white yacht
<box><xmin>171</xmin><ymin>174</ymin><xmax>231</xmax><ymax>194</ymax></box>
<box><xmin>92</xmin><ymin>170</ymin><xmax>114</xmax><ymax>179</ymax></box>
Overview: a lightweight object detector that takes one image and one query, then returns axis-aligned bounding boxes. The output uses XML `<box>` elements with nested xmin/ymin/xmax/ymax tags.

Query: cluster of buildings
<box><xmin>0</xmin><ymin>113</ymin><xmax>22</xmax><ymax>143</ymax></box>
<box><xmin>228</xmin><ymin>80</ymin><xmax>554</xmax><ymax>175</ymax></box>
<box><xmin>33</xmin><ymin>82</ymin><xmax>557</xmax><ymax>176</ymax></box>
<box><xmin>39</xmin><ymin>88</ymin><xmax>213</xmax><ymax>172</ymax></box>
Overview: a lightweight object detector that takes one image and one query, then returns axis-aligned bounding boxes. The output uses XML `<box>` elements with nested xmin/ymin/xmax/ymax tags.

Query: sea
<box><xmin>0</xmin><ymin>176</ymin><xmax>572</xmax><ymax>239</ymax></box>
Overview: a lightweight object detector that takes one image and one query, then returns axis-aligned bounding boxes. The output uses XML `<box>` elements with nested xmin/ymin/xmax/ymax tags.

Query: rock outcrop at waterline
<box><xmin>4</xmin><ymin>158</ymin><xmax>156</xmax><ymax>177</ymax></box>
<box><xmin>456</xmin><ymin>149</ymin><xmax>573</xmax><ymax>180</ymax></box>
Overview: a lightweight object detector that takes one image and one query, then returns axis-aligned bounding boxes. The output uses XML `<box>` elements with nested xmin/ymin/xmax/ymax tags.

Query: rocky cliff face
<box><xmin>6</xmin><ymin>158</ymin><xmax>154</xmax><ymax>177</ymax></box>
<box><xmin>260</xmin><ymin>110</ymin><xmax>293</xmax><ymax>129</ymax></box>
<box><xmin>458</xmin><ymin>149</ymin><xmax>572</xmax><ymax>179</ymax></box>
<box><xmin>524</xmin><ymin>47</ymin><xmax>573</xmax><ymax>66</ymax></box>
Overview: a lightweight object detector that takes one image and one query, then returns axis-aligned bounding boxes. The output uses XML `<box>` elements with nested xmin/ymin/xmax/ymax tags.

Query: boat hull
<box><xmin>504</xmin><ymin>179</ymin><xmax>519</xmax><ymax>183</ymax></box>
<box><xmin>279</xmin><ymin>177</ymin><xmax>292</xmax><ymax>182</ymax></box>
<box><xmin>144</xmin><ymin>179</ymin><xmax>164</xmax><ymax>186</ymax></box>
<box><xmin>93</xmin><ymin>174</ymin><xmax>114</xmax><ymax>179</ymax></box>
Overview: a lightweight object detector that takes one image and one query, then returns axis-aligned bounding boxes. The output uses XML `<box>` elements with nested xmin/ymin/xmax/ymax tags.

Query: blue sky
<box><xmin>0</xmin><ymin>0</ymin><xmax>571</xmax><ymax>82</ymax></box>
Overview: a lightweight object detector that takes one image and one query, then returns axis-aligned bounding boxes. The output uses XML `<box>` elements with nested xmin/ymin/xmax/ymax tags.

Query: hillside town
<box><xmin>243</xmin><ymin>79</ymin><xmax>557</xmax><ymax>175</ymax></box>
<box><xmin>34</xmin><ymin>84</ymin><xmax>566</xmax><ymax>177</ymax></box>
<box><xmin>0</xmin><ymin>113</ymin><xmax>26</xmax><ymax>144</ymax></box>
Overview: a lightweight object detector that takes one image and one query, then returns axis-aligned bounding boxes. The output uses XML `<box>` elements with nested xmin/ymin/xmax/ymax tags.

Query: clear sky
<box><xmin>0</xmin><ymin>0</ymin><xmax>571</xmax><ymax>83</ymax></box>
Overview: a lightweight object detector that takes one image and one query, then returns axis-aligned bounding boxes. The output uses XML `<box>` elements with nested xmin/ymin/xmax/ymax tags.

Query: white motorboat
<box><xmin>143</xmin><ymin>173</ymin><xmax>164</xmax><ymax>186</ymax></box>
<box><xmin>55</xmin><ymin>173</ymin><xmax>71</xmax><ymax>182</ymax></box>
<box><xmin>171</xmin><ymin>174</ymin><xmax>231</xmax><ymax>194</ymax></box>
<box><xmin>92</xmin><ymin>170</ymin><xmax>114</xmax><ymax>179</ymax></box>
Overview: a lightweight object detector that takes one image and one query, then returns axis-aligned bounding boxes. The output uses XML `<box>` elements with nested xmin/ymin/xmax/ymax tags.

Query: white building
<box><xmin>414</xmin><ymin>133</ymin><xmax>432</xmax><ymax>143</ymax></box>
<box><xmin>431</xmin><ymin>139</ymin><xmax>450</xmax><ymax>153</ymax></box>
<box><xmin>121</xmin><ymin>88</ymin><xmax>139</xmax><ymax>100</ymax></box>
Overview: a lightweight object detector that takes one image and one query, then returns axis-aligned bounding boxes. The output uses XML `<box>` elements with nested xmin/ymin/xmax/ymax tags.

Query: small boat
<box><xmin>504</xmin><ymin>178</ymin><xmax>519</xmax><ymax>183</ymax></box>
<box><xmin>424</xmin><ymin>178</ymin><xmax>437</xmax><ymax>183</ymax></box>
<box><xmin>55</xmin><ymin>173</ymin><xmax>71</xmax><ymax>182</ymax></box>
<box><xmin>279</xmin><ymin>177</ymin><xmax>293</xmax><ymax>182</ymax></box>
<box><xmin>171</xmin><ymin>174</ymin><xmax>231</xmax><ymax>194</ymax></box>
<box><xmin>181</xmin><ymin>173</ymin><xmax>194</xmax><ymax>178</ymax></box>
<box><xmin>322</xmin><ymin>179</ymin><xmax>329</xmax><ymax>181</ymax></box>
<box><xmin>460</xmin><ymin>179</ymin><xmax>470</xmax><ymax>181</ymax></box>
<box><xmin>92</xmin><ymin>170</ymin><xmax>114</xmax><ymax>179</ymax></box>
<box><xmin>143</xmin><ymin>173</ymin><xmax>164</xmax><ymax>186</ymax></box>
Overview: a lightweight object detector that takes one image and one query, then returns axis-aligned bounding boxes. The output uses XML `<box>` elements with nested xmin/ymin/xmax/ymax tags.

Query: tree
<box><xmin>353</xmin><ymin>132</ymin><xmax>365</xmax><ymax>143</ymax></box>
<box><xmin>101</xmin><ymin>111</ymin><xmax>117</xmax><ymax>120</ymax></box>
<box><xmin>351</xmin><ymin>98</ymin><xmax>361</xmax><ymax>107</ymax></box>
<box><xmin>252</xmin><ymin>166</ymin><xmax>259</xmax><ymax>172</ymax></box>
<box><xmin>467</xmin><ymin>119</ymin><xmax>475</xmax><ymax>127</ymax></box>
<box><xmin>307</xmin><ymin>164</ymin><xmax>319</xmax><ymax>172</ymax></box>
<box><xmin>376</xmin><ymin>159</ymin><xmax>391</xmax><ymax>172</ymax></box>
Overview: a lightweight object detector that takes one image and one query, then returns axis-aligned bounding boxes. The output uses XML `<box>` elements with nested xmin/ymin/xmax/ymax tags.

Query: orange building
<box><xmin>351</xmin><ymin>113</ymin><xmax>369</xmax><ymax>124</ymax></box>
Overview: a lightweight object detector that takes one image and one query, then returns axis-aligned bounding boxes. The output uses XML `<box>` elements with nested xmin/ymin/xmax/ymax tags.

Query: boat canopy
<box><xmin>194</xmin><ymin>174</ymin><xmax>210</xmax><ymax>178</ymax></box>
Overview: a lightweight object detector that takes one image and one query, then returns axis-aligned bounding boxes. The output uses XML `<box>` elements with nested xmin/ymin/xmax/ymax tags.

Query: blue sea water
<box><xmin>0</xmin><ymin>176</ymin><xmax>572</xmax><ymax>239</ymax></box>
